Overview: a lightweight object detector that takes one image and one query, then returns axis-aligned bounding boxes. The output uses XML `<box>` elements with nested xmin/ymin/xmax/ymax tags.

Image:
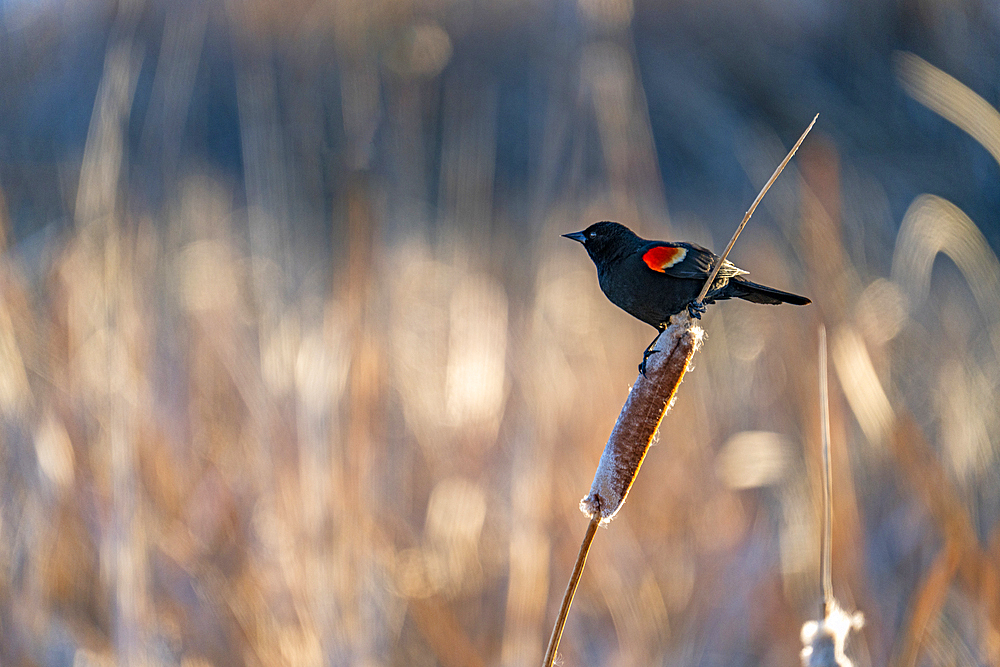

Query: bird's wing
<box><xmin>639</xmin><ymin>241</ymin><xmax>746</xmax><ymax>280</ymax></box>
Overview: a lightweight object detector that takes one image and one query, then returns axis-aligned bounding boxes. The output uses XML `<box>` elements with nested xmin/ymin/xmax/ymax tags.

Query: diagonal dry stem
<box><xmin>696</xmin><ymin>114</ymin><xmax>818</xmax><ymax>304</ymax></box>
<box><xmin>542</xmin><ymin>515</ymin><xmax>600</xmax><ymax>667</ymax></box>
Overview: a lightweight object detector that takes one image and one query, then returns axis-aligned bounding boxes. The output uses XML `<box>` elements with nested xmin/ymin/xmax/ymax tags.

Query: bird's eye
<box><xmin>588</xmin><ymin>231</ymin><xmax>596</xmax><ymax>239</ymax></box>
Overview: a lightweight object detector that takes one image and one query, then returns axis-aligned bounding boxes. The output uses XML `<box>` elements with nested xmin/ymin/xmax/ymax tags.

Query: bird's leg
<box><xmin>638</xmin><ymin>324</ymin><xmax>666</xmax><ymax>376</ymax></box>
<box><xmin>687</xmin><ymin>300</ymin><xmax>707</xmax><ymax>319</ymax></box>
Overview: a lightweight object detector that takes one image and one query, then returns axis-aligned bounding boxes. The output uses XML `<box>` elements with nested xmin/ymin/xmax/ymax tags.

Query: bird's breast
<box><xmin>597</xmin><ymin>256</ymin><xmax>702</xmax><ymax>327</ymax></box>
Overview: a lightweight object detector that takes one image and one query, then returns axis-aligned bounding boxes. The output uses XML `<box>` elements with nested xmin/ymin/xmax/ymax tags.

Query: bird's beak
<box><xmin>562</xmin><ymin>231</ymin><xmax>587</xmax><ymax>244</ymax></box>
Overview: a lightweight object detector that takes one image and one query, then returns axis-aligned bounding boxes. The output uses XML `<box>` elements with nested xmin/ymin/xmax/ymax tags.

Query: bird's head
<box><xmin>563</xmin><ymin>221</ymin><xmax>640</xmax><ymax>263</ymax></box>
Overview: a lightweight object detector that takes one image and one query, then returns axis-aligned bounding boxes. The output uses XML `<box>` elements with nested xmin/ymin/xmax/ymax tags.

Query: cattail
<box><xmin>800</xmin><ymin>326</ymin><xmax>864</xmax><ymax>667</ymax></box>
<box><xmin>800</xmin><ymin>598</ymin><xmax>865</xmax><ymax>667</ymax></box>
<box><xmin>580</xmin><ymin>316</ymin><xmax>703</xmax><ymax>521</ymax></box>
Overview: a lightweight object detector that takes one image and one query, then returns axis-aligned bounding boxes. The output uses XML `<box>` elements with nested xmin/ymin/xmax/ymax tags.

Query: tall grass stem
<box><xmin>819</xmin><ymin>325</ymin><xmax>833</xmax><ymax>617</ymax></box>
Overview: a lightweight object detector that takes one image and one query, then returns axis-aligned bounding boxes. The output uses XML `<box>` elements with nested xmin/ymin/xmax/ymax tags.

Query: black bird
<box><xmin>563</xmin><ymin>221</ymin><xmax>810</xmax><ymax>374</ymax></box>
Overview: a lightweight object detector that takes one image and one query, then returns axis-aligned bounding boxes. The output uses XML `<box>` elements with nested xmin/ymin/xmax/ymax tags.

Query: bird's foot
<box><xmin>687</xmin><ymin>301</ymin><xmax>706</xmax><ymax>320</ymax></box>
<box><xmin>638</xmin><ymin>346</ymin><xmax>658</xmax><ymax>377</ymax></box>
<box><xmin>639</xmin><ymin>324</ymin><xmax>668</xmax><ymax>377</ymax></box>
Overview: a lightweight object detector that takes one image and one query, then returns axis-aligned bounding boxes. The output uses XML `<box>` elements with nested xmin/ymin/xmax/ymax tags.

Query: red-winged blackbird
<box><xmin>564</xmin><ymin>221</ymin><xmax>811</xmax><ymax>374</ymax></box>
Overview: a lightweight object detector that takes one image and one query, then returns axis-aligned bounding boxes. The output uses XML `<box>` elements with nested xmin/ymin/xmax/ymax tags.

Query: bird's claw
<box><xmin>638</xmin><ymin>347</ymin><xmax>658</xmax><ymax>377</ymax></box>
<box><xmin>687</xmin><ymin>301</ymin><xmax>706</xmax><ymax>319</ymax></box>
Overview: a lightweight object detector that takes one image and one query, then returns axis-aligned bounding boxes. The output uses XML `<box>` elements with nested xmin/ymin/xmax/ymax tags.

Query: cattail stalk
<box><xmin>541</xmin><ymin>515</ymin><xmax>600</xmax><ymax>667</ymax></box>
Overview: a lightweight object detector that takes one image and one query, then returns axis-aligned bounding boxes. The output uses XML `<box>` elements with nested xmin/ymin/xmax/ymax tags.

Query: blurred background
<box><xmin>1</xmin><ymin>0</ymin><xmax>999</xmax><ymax>664</ymax></box>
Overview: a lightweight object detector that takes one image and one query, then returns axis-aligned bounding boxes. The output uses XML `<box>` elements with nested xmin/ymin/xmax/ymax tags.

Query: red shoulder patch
<box><xmin>642</xmin><ymin>245</ymin><xmax>687</xmax><ymax>272</ymax></box>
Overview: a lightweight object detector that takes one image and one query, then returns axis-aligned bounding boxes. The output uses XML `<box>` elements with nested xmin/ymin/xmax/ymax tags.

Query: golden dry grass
<box><xmin>1</xmin><ymin>2</ymin><xmax>999</xmax><ymax>666</ymax></box>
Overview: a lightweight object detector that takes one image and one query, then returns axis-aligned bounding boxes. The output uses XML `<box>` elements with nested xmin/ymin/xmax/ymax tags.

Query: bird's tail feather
<box><xmin>728</xmin><ymin>277</ymin><xmax>811</xmax><ymax>306</ymax></box>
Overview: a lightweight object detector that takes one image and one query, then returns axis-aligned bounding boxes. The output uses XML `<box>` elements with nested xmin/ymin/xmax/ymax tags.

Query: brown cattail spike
<box><xmin>580</xmin><ymin>315</ymin><xmax>704</xmax><ymax>522</ymax></box>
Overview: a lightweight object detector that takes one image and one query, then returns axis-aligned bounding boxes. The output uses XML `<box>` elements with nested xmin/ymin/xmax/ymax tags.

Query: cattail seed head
<box><xmin>800</xmin><ymin>598</ymin><xmax>865</xmax><ymax>667</ymax></box>
<box><xmin>580</xmin><ymin>315</ymin><xmax>703</xmax><ymax>522</ymax></box>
